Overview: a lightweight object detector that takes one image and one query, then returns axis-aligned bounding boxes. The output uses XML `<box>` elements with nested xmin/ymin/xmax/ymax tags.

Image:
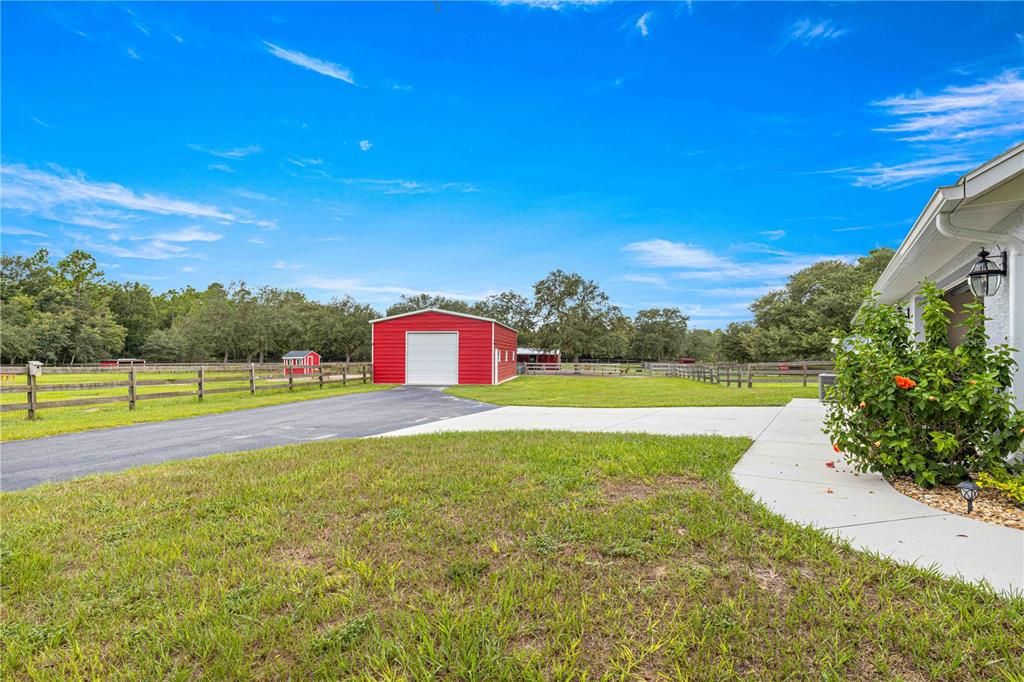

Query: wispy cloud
<box><xmin>359</xmin><ymin>139</ymin><xmax>373</xmax><ymax>152</ymax></box>
<box><xmin>782</xmin><ymin>18</ymin><xmax>846</xmax><ymax>49</ymax></box>
<box><xmin>263</xmin><ymin>41</ymin><xmax>357</xmax><ymax>86</ymax></box>
<box><xmin>208</xmin><ymin>163</ymin><xmax>234</xmax><ymax>173</ymax></box>
<box><xmin>302</xmin><ymin>276</ymin><xmax>495</xmax><ymax>301</ymax></box>
<box><xmin>148</xmin><ymin>227</ymin><xmax>223</xmax><ymax>242</ymax></box>
<box><xmin>233</xmin><ymin>188</ymin><xmax>277</xmax><ymax>202</ymax></box>
<box><xmin>287</xmin><ymin>157</ymin><xmax>324</xmax><ymax>168</ymax></box>
<box><xmin>189</xmin><ymin>143</ymin><xmax>262</xmax><ymax>159</ymax></box>
<box><xmin>821</xmin><ymin>155</ymin><xmax>971</xmax><ymax>190</ymax></box>
<box><xmin>124</xmin><ymin>48</ymin><xmax>142</xmax><ymax>60</ymax></box>
<box><xmin>29</xmin><ymin>115</ymin><xmax>56</xmax><ymax>130</ymax></box>
<box><xmin>635</xmin><ymin>11</ymin><xmax>653</xmax><ymax>38</ymax></box>
<box><xmin>624</xmin><ymin>238</ymin><xmax>853</xmax><ymax>282</ymax></box>
<box><xmin>248</xmin><ymin>235</ymin><xmax>266</xmax><ymax>245</ymax></box>
<box><xmin>341</xmin><ymin>178</ymin><xmax>479</xmax><ymax>195</ymax></box>
<box><xmin>870</xmin><ymin>69</ymin><xmax>1024</xmax><ymax>143</ymax></box>
<box><xmin>1</xmin><ymin>163</ymin><xmax>276</xmax><ymax>229</ymax></box>
<box><xmin>65</xmin><ymin>230</ymin><xmax>191</xmax><ymax>261</ymax></box>
<box><xmin>272</xmin><ymin>260</ymin><xmax>305</xmax><ymax>270</ymax></box>
<box><xmin>758</xmin><ymin>229</ymin><xmax>786</xmax><ymax>241</ymax></box>
<box><xmin>2</xmin><ymin>226</ymin><xmax>49</xmax><ymax>238</ymax></box>
<box><xmin>494</xmin><ymin>0</ymin><xmax>609</xmax><ymax>10</ymax></box>
<box><xmin>621</xmin><ymin>274</ymin><xmax>667</xmax><ymax>286</ymax></box>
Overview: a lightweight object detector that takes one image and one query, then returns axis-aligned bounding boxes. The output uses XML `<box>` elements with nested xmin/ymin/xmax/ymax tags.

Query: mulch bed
<box><xmin>889</xmin><ymin>476</ymin><xmax>1024</xmax><ymax>531</ymax></box>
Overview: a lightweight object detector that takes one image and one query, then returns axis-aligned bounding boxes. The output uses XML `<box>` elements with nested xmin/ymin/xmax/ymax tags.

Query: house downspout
<box><xmin>936</xmin><ymin>211</ymin><xmax>1024</xmax><ymax>408</ymax></box>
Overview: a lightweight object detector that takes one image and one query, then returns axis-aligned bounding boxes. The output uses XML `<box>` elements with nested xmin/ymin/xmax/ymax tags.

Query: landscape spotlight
<box><xmin>955</xmin><ymin>480</ymin><xmax>981</xmax><ymax>514</ymax></box>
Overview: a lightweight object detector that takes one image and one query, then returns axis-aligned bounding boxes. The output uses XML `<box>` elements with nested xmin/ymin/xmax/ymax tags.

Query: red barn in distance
<box><xmin>282</xmin><ymin>350</ymin><xmax>321</xmax><ymax>376</ymax></box>
<box><xmin>371</xmin><ymin>309</ymin><xmax>517</xmax><ymax>385</ymax></box>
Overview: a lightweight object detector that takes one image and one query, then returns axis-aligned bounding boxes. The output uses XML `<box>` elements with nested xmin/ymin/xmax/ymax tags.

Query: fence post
<box><xmin>319</xmin><ymin>364</ymin><xmax>325</xmax><ymax>389</ymax></box>
<box><xmin>197</xmin><ymin>366</ymin><xmax>205</xmax><ymax>401</ymax></box>
<box><xmin>25</xmin><ymin>363</ymin><xmax>37</xmax><ymax>420</ymax></box>
<box><xmin>802</xmin><ymin>361</ymin><xmax>808</xmax><ymax>387</ymax></box>
<box><xmin>747</xmin><ymin>364</ymin><xmax>753</xmax><ymax>389</ymax></box>
<box><xmin>342</xmin><ymin>364</ymin><xmax>348</xmax><ymax>386</ymax></box>
<box><xmin>128</xmin><ymin>365</ymin><xmax>137</xmax><ymax>411</ymax></box>
<box><xmin>249</xmin><ymin>363</ymin><xmax>256</xmax><ymax>395</ymax></box>
<box><xmin>362</xmin><ymin>364</ymin><xmax>368</xmax><ymax>384</ymax></box>
<box><xmin>288</xmin><ymin>368</ymin><xmax>294</xmax><ymax>391</ymax></box>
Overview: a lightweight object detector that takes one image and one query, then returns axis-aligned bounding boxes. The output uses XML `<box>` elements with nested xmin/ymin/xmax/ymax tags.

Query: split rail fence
<box><xmin>0</xmin><ymin>362</ymin><xmax>372</xmax><ymax>420</ymax></box>
<box><xmin>520</xmin><ymin>360</ymin><xmax>833</xmax><ymax>387</ymax></box>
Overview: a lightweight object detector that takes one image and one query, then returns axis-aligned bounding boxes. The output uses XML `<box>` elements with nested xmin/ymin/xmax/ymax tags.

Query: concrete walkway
<box><xmin>379</xmin><ymin>398</ymin><xmax>1024</xmax><ymax>595</ymax></box>
<box><xmin>376</xmin><ymin>405</ymin><xmax>782</xmax><ymax>438</ymax></box>
<box><xmin>732</xmin><ymin>399</ymin><xmax>1023</xmax><ymax>595</ymax></box>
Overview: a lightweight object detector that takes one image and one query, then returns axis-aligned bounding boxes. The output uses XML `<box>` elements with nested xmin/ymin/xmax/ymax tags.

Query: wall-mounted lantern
<box><xmin>967</xmin><ymin>248</ymin><xmax>1007</xmax><ymax>298</ymax></box>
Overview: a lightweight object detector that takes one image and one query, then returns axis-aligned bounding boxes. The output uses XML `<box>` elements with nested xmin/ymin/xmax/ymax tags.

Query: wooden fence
<box><xmin>0</xmin><ymin>362</ymin><xmax>372</xmax><ymax>420</ymax></box>
<box><xmin>520</xmin><ymin>360</ymin><xmax>833</xmax><ymax>387</ymax></box>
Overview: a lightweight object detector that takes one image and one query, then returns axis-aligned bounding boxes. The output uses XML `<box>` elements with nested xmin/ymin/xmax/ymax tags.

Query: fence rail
<box><xmin>520</xmin><ymin>360</ymin><xmax>833</xmax><ymax>387</ymax></box>
<box><xmin>0</xmin><ymin>362</ymin><xmax>372</xmax><ymax>420</ymax></box>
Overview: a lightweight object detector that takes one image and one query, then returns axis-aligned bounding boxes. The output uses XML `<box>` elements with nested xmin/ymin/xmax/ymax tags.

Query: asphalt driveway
<box><xmin>1</xmin><ymin>387</ymin><xmax>495</xmax><ymax>491</ymax></box>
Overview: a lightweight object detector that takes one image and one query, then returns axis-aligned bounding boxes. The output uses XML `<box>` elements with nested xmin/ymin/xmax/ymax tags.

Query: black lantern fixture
<box><xmin>955</xmin><ymin>480</ymin><xmax>981</xmax><ymax>514</ymax></box>
<box><xmin>967</xmin><ymin>248</ymin><xmax>1007</xmax><ymax>298</ymax></box>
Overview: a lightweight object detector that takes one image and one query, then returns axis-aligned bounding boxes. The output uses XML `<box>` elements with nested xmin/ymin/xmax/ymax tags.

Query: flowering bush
<box><xmin>823</xmin><ymin>281</ymin><xmax>1024</xmax><ymax>487</ymax></box>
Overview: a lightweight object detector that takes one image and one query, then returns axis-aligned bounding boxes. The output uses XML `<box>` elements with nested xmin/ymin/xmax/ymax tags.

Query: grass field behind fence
<box><xmin>2</xmin><ymin>431</ymin><xmax>1020</xmax><ymax>679</ymax></box>
<box><xmin>447</xmin><ymin>375</ymin><xmax>819</xmax><ymax>407</ymax></box>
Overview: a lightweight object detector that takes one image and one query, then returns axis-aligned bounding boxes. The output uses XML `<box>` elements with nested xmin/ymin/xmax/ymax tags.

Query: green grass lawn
<box><xmin>2</xmin><ymin>431</ymin><xmax>1019</xmax><ymax>679</ymax></box>
<box><xmin>0</xmin><ymin>382</ymin><xmax>393</xmax><ymax>442</ymax></box>
<box><xmin>447</xmin><ymin>375</ymin><xmax>819</xmax><ymax>407</ymax></box>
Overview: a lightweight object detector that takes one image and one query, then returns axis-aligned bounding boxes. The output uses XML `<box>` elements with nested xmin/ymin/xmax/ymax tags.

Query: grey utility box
<box><xmin>818</xmin><ymin>373</ymin><xmax>836</xmax><ymax>401</ymax></box>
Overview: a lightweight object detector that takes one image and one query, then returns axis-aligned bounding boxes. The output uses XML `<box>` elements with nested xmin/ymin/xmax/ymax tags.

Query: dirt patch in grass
<box><xmin>889</xmin><ymin>476</ymin><xmax>1024</xmax><ymax>530</ymax></box>
<box><xmin>601</xmin><ymin>474</ymin><xmax>703</xmax><ymax>502</ymax></box>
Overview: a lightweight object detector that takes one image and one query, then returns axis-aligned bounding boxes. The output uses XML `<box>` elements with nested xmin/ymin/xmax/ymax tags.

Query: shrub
<box><xmin>823</xmin><ymin>281</ymin><xmax>1024</xmax><ymax>487</ymax></box>
<box><xmin>977</xmin><ymin>468</ymin><xmax>1024</xmax><ymax>507</ymax></box>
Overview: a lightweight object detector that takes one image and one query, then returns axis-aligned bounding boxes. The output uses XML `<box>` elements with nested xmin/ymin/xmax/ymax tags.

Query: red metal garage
<box><xmin>371</xmin><ymin>309</ymin><xmax>518</xmax><ymax>385</ymax></box>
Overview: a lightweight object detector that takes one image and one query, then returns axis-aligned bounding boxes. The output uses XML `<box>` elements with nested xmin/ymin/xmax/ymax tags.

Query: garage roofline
<box><xmin>370</xmin><ymin>308</ymin><xmax>517</xmax><ymax>333</ymax></box>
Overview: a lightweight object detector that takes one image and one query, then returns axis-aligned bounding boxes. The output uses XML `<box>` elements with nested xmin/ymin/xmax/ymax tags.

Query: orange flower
<box><xmin>873</xmin><ymin>440</ymin><xmax>881</xmax><ymax>447</ymax></box>
<box><xmin>832</xmin><ymin>443</ymin><xmax>840</xmax><ymax>453</ymax></box>
<box><xmin>894</xmin><ymin>375</ymin><xmax>917</xmax><ymax>390</ymax></box>
<box><xmin>858</xmin><ymin>401</ymin><xmax>867</xmax><ymax>409</ymax></box>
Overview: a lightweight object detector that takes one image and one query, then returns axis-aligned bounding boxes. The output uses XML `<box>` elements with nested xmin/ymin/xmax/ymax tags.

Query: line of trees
<box><xmin>0</xmin><ymin>247</ymin><xmax>892</xmax><ymax>366</ymax></box>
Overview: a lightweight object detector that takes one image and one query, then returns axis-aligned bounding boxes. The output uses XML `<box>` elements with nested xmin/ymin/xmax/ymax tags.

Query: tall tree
<box><xmin>474</xmin><ymin>291</ymin><xmax>535</xmax><ymax>338</ymax></box>
<box><xmin>630</xmin><ymin>307</ymin><xmax>689</xmax><ymax>360</ymax></box>
<box><xmin>532</xmin><ymin>270</ymin><xmax>622</xmax><ymax>362</ymax></box>
<box><xmin>109</xmin><ymin>282</ymin><xmax>157</xmax><ymax>356</ymax></box>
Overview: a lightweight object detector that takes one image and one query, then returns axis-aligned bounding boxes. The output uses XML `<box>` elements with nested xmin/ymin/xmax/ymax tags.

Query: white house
<box><xmin>872</xmin><ymin>143</ymin><xmax>1024</xmax><ymax>407</ymax></box>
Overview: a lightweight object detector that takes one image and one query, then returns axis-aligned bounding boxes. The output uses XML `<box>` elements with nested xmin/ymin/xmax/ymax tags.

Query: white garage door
<box><xmin>406</xmin><ymin>332</ymin><xmax>458</xmax><ymax>385</ymax></box>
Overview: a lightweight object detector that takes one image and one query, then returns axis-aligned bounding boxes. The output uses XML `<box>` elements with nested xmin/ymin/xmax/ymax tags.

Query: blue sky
<box><xmin>2</xmin><ymin>1</ymin><xmax>1022</xmax><ymax>327</ymax></box>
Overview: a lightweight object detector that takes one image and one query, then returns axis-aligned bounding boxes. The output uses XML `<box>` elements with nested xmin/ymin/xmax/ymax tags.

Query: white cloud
<box><xmin>784</xmin><ymin>19</ymin><xmax>846</xmax><ymax>47</ymax></box>
<box><xmin>1</xmin><ymin>163</ymin><xmax>277</xmax><ymax>229</ymax></box>
<box><xmin>2</xmin><ymin>226</ymin><xmax>48</xmax><ymax>237</ymax></box>
<box><xmin>124</xmin><ymin>48</ymin><xmax>141</xmax><ymax>60</ymax></box>
<box><xmin>248</xmin><ymin>235</ymin><xmax>266</xmax><ymax>245</ymax></box>
<box><xmin>494</xmin><ymin>0</ymin><xmax>608</xmax><ymax>9</ymax></box>
<box><xmin>758</xmin><ymin>229</ymin><xmax>786</xmax><ymax>241</ymax></box>
<box><xmin>302</xmin><ymin>276</ymin><xmax>495</xmax><ymax>301</ymax></box>
<box><xmin>148</xmin><ymin>227</ymin><xmax>223</xmax><ymax>242</ymax></box>
<box><xmin>208</xmin><ymin>163</ymin><xmax>234</xmax><ymax>173</ymax></box>
<box><xmin>263</xmin><ymin>41</ymin><xmax>357</xmax><ymax>86</ymax></box>
<box><xmin>29</xmin><ymin>115</ymin><xmax>56</xmax><ymax>130</ymax></box>
<box><xmin>189</xmin><ymin>144</ymin><xmax>262</xmax><ymax>159</ymax></box>
<box><xmin>359</xmin><ymin>139</ymin><xmax>373</xmax><ymax>152</ymax></box>
<box><xmin>272</xmin><ymin>260</ymin><xmax>304</xmax><ymax>270</ymax></box>
<box><xmin>622</xmin><ymin>239</ymin><xmax>716</xmax><ymax>268</ymax></box>
<box><xmin>341</xmin><ymin>178</ymin><xmax>479</xmax><ymax>195</ymax></box>
<box><xmin>635</xmin><ymin>11</ymin><xmax>653</xmax><ymax>38</ymax></box>
<box><xmin>624</xmin><ymin>238</ymin><xmax>854</xmax><ymax>282</ymax></box>
<box><xmin>182</xmin><ymin>265</ymin><xmax>195</xmax><ymax>272</ymax></box>
<box><xmin>822</xmin><ymin>155</ymin><xmax>971</xmax><ymax>189</ymax></box>
<box><xmin>871</xmin><ymin>69</ymin><xmax>1024</xmax><ymax>143</ymax></box>
<box><xmin>65</xmin><ymin>231</ymin><xmax>190</xmax><ymax>261</ymax></box>
<box><xmin>287</xmin><ymin>157</ymin><xmax>324</xmax><ymax>168</ymax></box>
<box><xmin>621</xmin><ymin>274</ymin><xmax>667</xmax><ymax>286</ymax></box>
<box><xmin>233</xmin><ymin>188</ymin><xmax>276</xmax><ymax>202</ymax></box>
